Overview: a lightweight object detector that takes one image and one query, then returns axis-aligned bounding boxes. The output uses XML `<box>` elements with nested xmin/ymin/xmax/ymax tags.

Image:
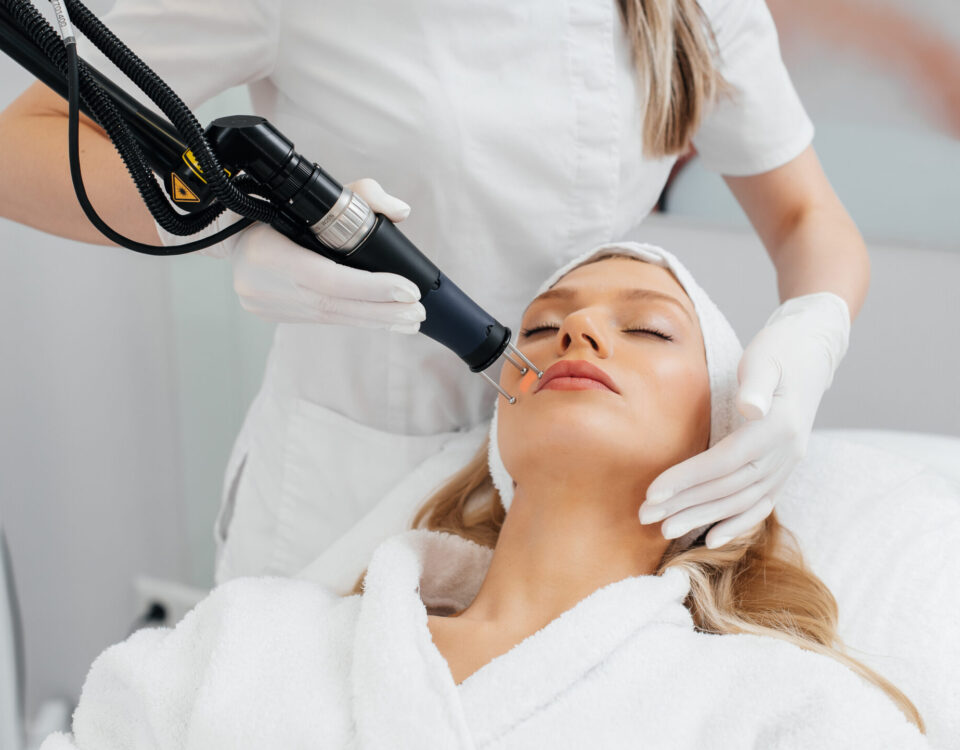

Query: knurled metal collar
<box><xmin>310</xmin><ymin>189</ymin><xmax>377</xmax><ymax>254</ymax></box>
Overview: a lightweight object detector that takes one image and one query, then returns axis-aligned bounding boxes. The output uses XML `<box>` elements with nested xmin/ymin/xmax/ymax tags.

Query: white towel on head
<box><xmin>488</xmin><ymin>241</ymin><xmax>746</xmax><ymax>549</ymax></box>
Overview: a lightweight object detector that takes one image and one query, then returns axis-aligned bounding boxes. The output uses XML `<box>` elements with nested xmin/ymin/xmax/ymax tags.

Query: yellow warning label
<box><xmin>171</xmin><ymin>173</ymin><xmax>200</xmax><ymax>203</ymax></box>
<box><xmin>182</xmin><ymin>149</ymin><xmax>205</xmax><ymax>182</ymax></box>
<box><xmin>182</xmin><ymin>149</ymin><xmax>231</xmax><ymax>184</ymax></box>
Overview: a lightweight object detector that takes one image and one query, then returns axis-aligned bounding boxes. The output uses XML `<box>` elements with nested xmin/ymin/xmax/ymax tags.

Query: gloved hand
<box><xmin>159</xmin><ymin>178</ymin><xmax>425</xmax><ymax>333</ymax></box>
<box><xmin>638</xmin><ymin>292</ymin><xmax>852</xmax><ymax>549</ymax></box>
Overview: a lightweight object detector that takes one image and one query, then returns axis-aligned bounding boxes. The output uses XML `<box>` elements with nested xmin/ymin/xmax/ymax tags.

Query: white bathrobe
<box><xmin>41</xmin><ymin>528</ymin><xmax>930</xmax><ymax>750</ymax></box>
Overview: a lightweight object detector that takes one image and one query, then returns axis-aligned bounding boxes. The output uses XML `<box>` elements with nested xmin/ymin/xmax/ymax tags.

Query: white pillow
<box><xmin>775</xmin><ymin>432</ymin><xmax>960</xmax><ymax>748</ymax></box>
<box><xmin>817</xmin><ymin>428</ymin><xmax>960</xmax><ymax>490</ymax></box>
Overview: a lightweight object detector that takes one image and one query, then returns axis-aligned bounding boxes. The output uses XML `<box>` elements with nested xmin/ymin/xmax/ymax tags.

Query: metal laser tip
<box><xmin>480</xmin><ymin>369</ymin><xmax>516</xmax><ymax>404</ymax></box>
<box><xmin>507</xmin><ymin>341</ymin><xmax>544</xmax><ymax>378</ymax></box>
<box><xmin>503</xmin><ymin>349</ymin><xmax>527</xmax><ymax>375</ymax></box>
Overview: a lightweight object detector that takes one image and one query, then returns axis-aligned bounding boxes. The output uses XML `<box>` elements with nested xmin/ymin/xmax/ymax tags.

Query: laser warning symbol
<box><xmin>171</xmin><ymin>173</ymin><xmax>200</xmax><ymax>203</ymax></box>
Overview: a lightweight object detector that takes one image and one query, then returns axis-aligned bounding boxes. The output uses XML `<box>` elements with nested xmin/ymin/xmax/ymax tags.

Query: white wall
<box><xmin>0</xmin><ymin>219</ymin><xmax>186</xmax><ymax>722</ymax></box>
<box><xmin>664</xmin><ymin>0</ymin><xmax>960</xmax><ymax>250</ymax></box>
<box><xmin>0</xmin><ymin>0</ymin><xmax>187</xmax><ymax>723</ymax></box>
<box><xmin>666</xmin><ymin>123</ymin><xmax>960</xmax><ymax>251</ymax></box>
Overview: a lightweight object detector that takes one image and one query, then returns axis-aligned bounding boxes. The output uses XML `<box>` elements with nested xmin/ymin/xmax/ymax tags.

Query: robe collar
<box><xmin>350</xmin><ymin>528</ymin><xmax>694</xmax><ymax>750</ymax></box>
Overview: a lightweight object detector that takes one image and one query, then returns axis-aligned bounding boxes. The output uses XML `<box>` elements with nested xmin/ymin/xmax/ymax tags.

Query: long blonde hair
<box><xmin>617</xmin><ymin>0</ymin><xmax>735</xmax><ymax>157</ymax></box>
<box><xmin>350</xmin><ymin>437</ymin><xmax>925</xmax><ymax>733</ymax></box>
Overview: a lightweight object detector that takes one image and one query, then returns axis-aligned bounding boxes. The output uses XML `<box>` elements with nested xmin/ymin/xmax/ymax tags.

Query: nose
<box><xmin>556</xmin><ymin>309</ymin><xmax>610</xmax><ymax>357</ymax></box>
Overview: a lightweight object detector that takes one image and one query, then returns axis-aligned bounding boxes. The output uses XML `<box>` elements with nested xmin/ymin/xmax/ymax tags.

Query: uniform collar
<box><xmin>350</xmin><ymin>528</ymin><xmax>694</xmax><ymax>750</ymax></box>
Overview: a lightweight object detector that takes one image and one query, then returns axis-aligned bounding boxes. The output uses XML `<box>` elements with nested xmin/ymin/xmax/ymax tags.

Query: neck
<box><xmin>453</xmin><ymin>469</ymin><xmax>670</xmax><ymax>634</ymax></box>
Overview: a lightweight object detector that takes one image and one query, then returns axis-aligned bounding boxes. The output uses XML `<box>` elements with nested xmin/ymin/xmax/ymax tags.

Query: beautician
<box><xmin>0</xmin><ymin>0</ymin><xmax>865</xmax><ymax>584</ymax></box>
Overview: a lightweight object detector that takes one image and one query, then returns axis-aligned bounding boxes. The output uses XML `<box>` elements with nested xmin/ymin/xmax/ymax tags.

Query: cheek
<box><xmin>651</xmin><ymin>362</ymin><xmax>711</xmax><ymax>448</ymax></box>
<box><xmin>495</xmin><ymin>398</ymin><xmax>524</xmax><ymax>476</ymax></box>
<box><xmin>626</xmin><ymin>356</ymin><xmax>710</xmax><ymax>430</ymax></box>
<box><xmin>518</xmin><ymin>369</ymin><xmax>538</xmax><ymax>394</ymax></box>
<box><xmin>497</xmin><ymin>357</ymin><xmax>539</xmax><ymax>398</ymax></box>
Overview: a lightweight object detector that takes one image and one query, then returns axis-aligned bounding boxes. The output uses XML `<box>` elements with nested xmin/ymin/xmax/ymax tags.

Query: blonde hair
<box><xmin>617</xmin><ymin>0</ymin><xmax>735</xmax><ymax>157</ymax></box>
<box><xmin>350</xmin><ymin>439</ymin><xmax>926</xmax><ymax>733</ymax></box>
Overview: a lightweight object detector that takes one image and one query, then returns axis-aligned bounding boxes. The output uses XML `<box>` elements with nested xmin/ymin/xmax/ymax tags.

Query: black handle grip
<box><xmin>270</xmin><ymin>213</ymin><xmax>510</xmax><ymax>372</ymax></box>
<box><xmin>340</xmin><ymin>217</ymin><xmax>511</xmax><ymax>372</ymax></box>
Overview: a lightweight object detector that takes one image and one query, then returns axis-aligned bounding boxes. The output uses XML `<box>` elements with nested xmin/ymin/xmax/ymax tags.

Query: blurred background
<box><xmin>659</xmin><ymin>0</ymin><xmax>960</xmax><ymax>249</ymax></box>
<box><xmin>0</xmin><ymin>0</ymin><xmax>957</xmax><ymax>746</ymax></box>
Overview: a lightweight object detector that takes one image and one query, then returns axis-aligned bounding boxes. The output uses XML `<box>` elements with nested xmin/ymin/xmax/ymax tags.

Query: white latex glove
<box><xmin>157</xmin><ymin>178</ymin><xmax>425</xmax><ymax>333</ymax></box>
<box><xmin>638</xmin><ymin>292</ymin><xmax>852</xmax><ymax>549</ymax></box>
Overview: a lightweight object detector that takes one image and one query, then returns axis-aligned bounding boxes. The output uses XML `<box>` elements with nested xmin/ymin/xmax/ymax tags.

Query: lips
<box><xmin>535</xmin><ymin>359</ymin><xmax>620</xmax><ymax>394</ymax></box>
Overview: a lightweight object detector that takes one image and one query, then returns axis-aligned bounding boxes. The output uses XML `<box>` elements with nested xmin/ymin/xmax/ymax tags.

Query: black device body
<box><xmin>0</xmin><ymin>0</ymin><xmax>512</xmax><ymax>373</ymax></box>
<box><xmin>205</xmin><ymin>115</ymin><xmax>510</xmax><ymax>370</ymax></box>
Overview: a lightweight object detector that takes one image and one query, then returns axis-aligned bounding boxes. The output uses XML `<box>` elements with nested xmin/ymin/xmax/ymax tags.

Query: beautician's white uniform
<box><xmin>77</xmin><ymin>0</ymin><xmax>813</xmax><ymax>584</ymax></box>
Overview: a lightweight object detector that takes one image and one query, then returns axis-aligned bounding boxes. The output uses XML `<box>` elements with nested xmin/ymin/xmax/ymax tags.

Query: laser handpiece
<box><xmin>202</xmin><ymin>116</ymin><xmax>544</xmax><ymax>402</ymax></box>
<box><xmin>480</xmin><ymin>343</ymin><xmax>542</xmax><ymax>404</ymax></box>
<box><xmin>0</xmin><ymin>0</ymin><xmax>544</xmax><ymax>402</ymax></box>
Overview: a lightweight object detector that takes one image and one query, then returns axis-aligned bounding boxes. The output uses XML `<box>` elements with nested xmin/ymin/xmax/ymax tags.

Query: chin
<box><xmin>510</xmin><ymin>393</ymin><xmax>625</xmax><ymax>425</ymax></box>
<box><xmin>503</xmin><ymin>414</ymin><xmax>633</xmax><ymax>465</ymax></box>
<box><xmin>525</xmin><ymin>395</ymin><xmax>624</xmax><ymax>424</ymax></box>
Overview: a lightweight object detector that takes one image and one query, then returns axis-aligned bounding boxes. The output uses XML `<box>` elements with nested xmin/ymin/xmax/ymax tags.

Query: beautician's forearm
<box><xmin>768</xmin><ymin>204</ymin><xmax>870</xmax><ymax>322</ymax></box>
<box><xmin>0</xmin><ymin>81</ymin><xmax>160</xmax><ymax>246</ymax></box>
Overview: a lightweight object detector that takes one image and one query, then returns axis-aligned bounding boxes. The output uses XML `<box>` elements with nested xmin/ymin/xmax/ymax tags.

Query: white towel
<box><xmin>40</xmin><ymin>523</ymin><xmax>933</xmax><ymax>749</ymax></box>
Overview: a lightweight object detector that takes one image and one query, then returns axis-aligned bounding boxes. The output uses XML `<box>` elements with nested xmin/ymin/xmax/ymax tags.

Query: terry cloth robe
<box><xmin>40</xmin><ymin>528</ymin><xmax>930</xmax><ymax>750</ymax></box>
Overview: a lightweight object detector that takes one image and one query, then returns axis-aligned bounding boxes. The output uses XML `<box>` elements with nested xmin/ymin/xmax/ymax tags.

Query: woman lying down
<box><xmin>43</xmin><ymin>242</ymin><xmax>929</xmax><ymax>750</ymax></box>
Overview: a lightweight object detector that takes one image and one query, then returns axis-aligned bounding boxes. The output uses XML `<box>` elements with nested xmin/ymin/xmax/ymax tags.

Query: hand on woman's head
<box><xmin>496</xmin><ymin>254</ymin><xmax>711</xmax><ymax>501</ymax></box>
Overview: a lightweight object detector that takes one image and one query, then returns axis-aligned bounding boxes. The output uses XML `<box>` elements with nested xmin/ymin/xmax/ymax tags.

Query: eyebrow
<box><xmin>525</xmin><ymin>286</ymin><xmax>694</xmax><ymax>324</ymax></box>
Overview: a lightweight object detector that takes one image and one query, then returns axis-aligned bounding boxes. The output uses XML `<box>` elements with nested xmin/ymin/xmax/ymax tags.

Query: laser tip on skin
<box><xmin>505</xmin><ymin>341</ymin><xmax>544</xmax><ymax>379</ymax></box>
<box><xmin>478</xmin><ymin>340</ymin><xmax>543</xmax><ymax>405</ymax></box>
<box><xmin>480</xmin><ymin>368</ymin><xmax>517</xmax><ymax>404</ymax></box>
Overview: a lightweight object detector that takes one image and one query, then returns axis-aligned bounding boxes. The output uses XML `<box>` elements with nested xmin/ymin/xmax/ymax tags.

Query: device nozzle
<box><xmin>478</xmin><ymin>341</ymin><xmax>544</xmax><ymax>404</ymax></box>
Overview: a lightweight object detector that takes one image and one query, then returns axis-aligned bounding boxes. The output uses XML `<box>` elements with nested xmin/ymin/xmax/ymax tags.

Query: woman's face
<box><xmin>497</xmin><ymin>255</ymin><xmax>711</xmax><ymax>492</ymax></box>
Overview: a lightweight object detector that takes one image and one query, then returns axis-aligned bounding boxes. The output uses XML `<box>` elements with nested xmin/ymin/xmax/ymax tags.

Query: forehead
<box><xmin>526</xmin><ymin>256</ymin><xmax>696</xmax><ymax>322</ymax></box>
<box><xmin>560</xmin><ymin>256</ymin><xmax>683</xmax><ymax>291</ymax></box>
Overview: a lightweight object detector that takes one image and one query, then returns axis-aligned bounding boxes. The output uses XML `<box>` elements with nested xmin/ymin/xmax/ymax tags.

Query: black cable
<box><xmin>65</xmin><ymin>40</ymin><xmax>256</xmax><ymax>254</ymax></box>
<box><xmin>4</xmin><ymin>0</ymin><xmax>223</xmax><ymax>239</ymax></box>
<box><xmin>2</xmin><ymin>0</ymin><xmax>270</xmax><ymax>253</ymax></box>
<box><xmin>71</xmin><ymin>62</ymin><xmax>234</xmax><ymax>240</ymax></box>
<box><xmin>63</xmin><ymin>0</ymin><xmax>278</xmax><ymax>223</ymax></box>
<box><xmin>67</xmin><ymin>46</ymin><xmax>228</xmax><ymax>238</ymax></box>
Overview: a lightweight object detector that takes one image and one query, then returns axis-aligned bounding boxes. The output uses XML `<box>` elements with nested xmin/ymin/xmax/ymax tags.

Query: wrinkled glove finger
<box><xmin>644</xmin><ymin>418</ymin><xmax>778</xmax><ymax>505</ymax></box>
<box><xmin>660</xmin><ymin>457</ymin><xmax>796</xmax><ymax>541</ymax></box>
<box><xmin>290</xmin><ymin>251</ymin><xmax>420</xmax><ymax>303</ymax></box>
<box><xmin>346</xmin><ymin>177</ymin><xmax>411</xmax><ymax>223</ymax></box>
<box><xmin>242</xmin><ymin>226</ymin><xmax>420</xmax><ymax>303</ymax></box>
<box><xmin>241</xmin><ymin>300</ymin><xmax>421</xmax><ymax>332</ymax></box>
<box><xmin>291</xmin><ymin>284</ymin><xmax>425</xmax><ymax>325</ymax></box>
<box><xmin>705</xmin><ymin>496</ymin><xmax>777</xmax><ymax>548</ymax></box>
<box><xmin>736</xmin><ymin>327</ymin><xmax>785</xmax><ymax>420</ymax></box>
<box><xmin>639</xmin><ymin>440</ymin><xmax>786</xmax><ymax>522</ymax></box>
<box><xmin>657</xmin><ymin>479</ymin><xmax>772</xmax><ymax>540</ymax></box>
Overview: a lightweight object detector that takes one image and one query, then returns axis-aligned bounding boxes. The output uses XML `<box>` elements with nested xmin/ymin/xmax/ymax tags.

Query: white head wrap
<box><xmin>487</xmin><ymin>241</ymin><xmax>747</xmax><ymax>550</ymax></box>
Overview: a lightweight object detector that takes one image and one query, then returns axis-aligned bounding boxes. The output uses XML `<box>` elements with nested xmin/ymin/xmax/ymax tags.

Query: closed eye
<box><xmin>625</xmin><ymin>327</ymin><xmax>674</xmax><ymax>341</ymax></box>
<box><xmin>520</xmin><ymin>324</ymin><xmax>674</xmax><ymax>341</ymax></box>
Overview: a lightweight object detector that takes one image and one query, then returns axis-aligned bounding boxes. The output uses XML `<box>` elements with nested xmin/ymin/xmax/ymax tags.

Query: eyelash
<box><xmin>519</xmin><ymin>323</ymin><xmax>674</xmax><ymax>341</ymax></box>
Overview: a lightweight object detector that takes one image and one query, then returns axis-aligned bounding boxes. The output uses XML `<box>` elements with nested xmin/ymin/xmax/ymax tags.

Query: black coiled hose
<box><xmin>1</xmin><ymin>0</ymin><xmax>274</xmax><ymax>253</ymax></box>
<box><xmin>62</xmin><ymin>0</ymin><xmax>277</xmax><ymax>224</ymax></box>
